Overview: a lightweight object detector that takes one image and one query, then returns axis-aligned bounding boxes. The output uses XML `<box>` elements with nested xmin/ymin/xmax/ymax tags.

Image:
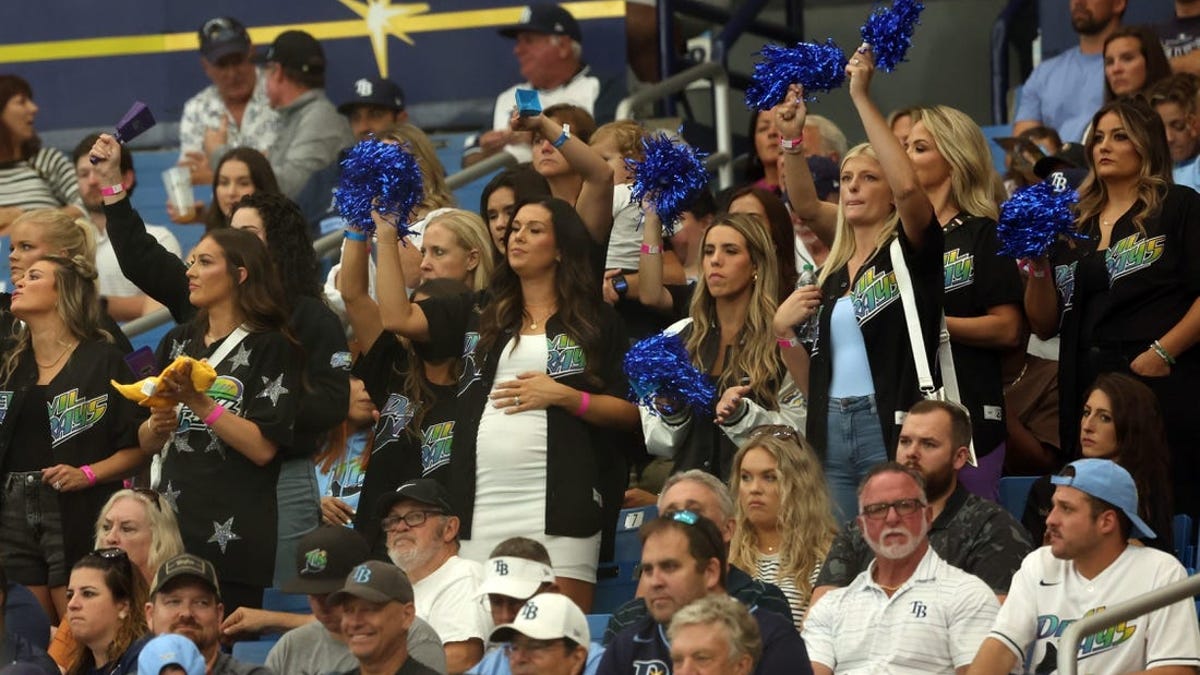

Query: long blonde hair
<box><xmin>424</xmin><ymin>209</ymin><xmax>495</xmax><ymax>291</ymax></box>
<box><xmin>818</xmin><ymin>143</ymin><xmax>900</xmax><ymax>286</ymax></box>
<box><xmin>728</xmin><ymin>431</ymin><xmax>837</xmax><ymax>605</ymax></box>
<box><xmin>10</xmin><ymin>208</ymin><xmax>97</xmax><ymax>265</ymax></box>
<box><xmin>379</xmin><ymin>123</ymin><xmax>456</xmax><ymax>216</ymax></box>
<box><xmin>92</xmin><ymin>490</ymin><xmax>185</xmax><ymax>581</ymax></box>
<box><xmin>686</xmin><ymin>214</ymin><xmax>782</xmax><ymax>408</ymax></box>
<box><xmin>911</xmin><ymin>106</ymin><xmax>1006</xmax><ymax>221</ymax></box>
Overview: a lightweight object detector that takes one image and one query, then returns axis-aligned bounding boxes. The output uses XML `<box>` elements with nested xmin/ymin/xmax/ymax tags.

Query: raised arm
<box><xmin>1022</xmin><ymin>258</ymin><xmax>1060</xmax><ymax>340</ymax></box>
<box><xmin>337</xmin><ymin>230</ymin><xmax>384</xmax><ymax>352</ymax></box>
<box><xmin>637</xmin><ymin>205</ymin><xmax>674</xmax><ymax>312</ymax></box>
<box><xmin>373</xmin><ymin>213</ymin><xmax>431</xmax><ymax>341</ymax></box>
<box><xmin>846</xmin><ymin>45</ymin><xmax>935</xmax><ymax>247</ymax></box>
<box><xmin>777</xmin><ymin>85</ymin><xmax>839</xmax><ymax>244</ymax></box>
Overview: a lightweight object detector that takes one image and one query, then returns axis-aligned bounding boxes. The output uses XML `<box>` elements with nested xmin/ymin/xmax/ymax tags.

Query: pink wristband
<box><xmin>203</xmin><ymin>405</ymin><xmax>226</xmax><ymax>426</ymax></box>
<box><xmin>777</xmin><ymin>336</ymin><xmax>801</xmax><ymax>349</ymax></box>
<box><xmin>80</xmin><ymin>464</ymin><xmax>97</xmax><ymax>486</ymax></box>
<box><xmin>574</xmin><ymin>391</ymin><xmax>591</xmax><ymax>417</ymax></box>
<box><xmin>640</xmin><ymin>243</ymin><xmax>661</xmax><ymax>255</ymax></box>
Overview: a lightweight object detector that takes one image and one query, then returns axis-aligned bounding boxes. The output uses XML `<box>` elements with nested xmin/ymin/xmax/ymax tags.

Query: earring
<box><xmin>118</xmin><ymin>611</ymin><xmax>127</xmax><ymax>620</ymax></box>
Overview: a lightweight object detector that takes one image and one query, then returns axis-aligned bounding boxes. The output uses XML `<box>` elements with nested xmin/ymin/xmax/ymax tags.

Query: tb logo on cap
<box><xmin>494</xmin><ymin>560</ymin><xmax>509</xmax><ymax>576</ymax></box>
<box><xmin>352</xmin><ymin>564</ymin><xmax>372</xmax><ymax>584</ymax></box>
<box><xmin>521</xmin><ymin>602</ymin><xmax>539</xmax><ymax>620</ymax></box>
<box><xmin>355</xmin><ymin>79</ymin><xmax>374</xmax><ymax>97</ymax></box>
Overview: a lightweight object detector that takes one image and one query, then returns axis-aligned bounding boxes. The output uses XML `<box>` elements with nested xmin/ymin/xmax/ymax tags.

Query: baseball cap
<box><xmin>498</xmin><ymin>3</ymin><xmax>582</xmax><ymax>43</ymax></box>
<box><xmin>377</xmin><ymin>478</ymin><xmax>454</xmax><ymax>517</ymax></box>
<box><xmin>252</xmin><ymin>30</ymin><xmax>326</xmax><ymax>74</ymax></box>
<box><xmin>198</xmin><ymin>16</ymin><xmax>250</xmax><ymax>63</ymax></box>
<box><xmin>329</xmin><ymin>561</ymin><xmax>414</xmax><ymax>605</ymax></box>
<box><xmin>137</xmin><ymin>633</ymin><xmax>206</xmax><ymax>675</ymax></box>
<box><xmin>281</xmin><ymin>526</ymin><xmax>371</xmax><ymax>595</ymax></box>
<box><xmin>150</xmin><ymin>553</ymin><xmax>221</xmax><ymax>599</ymax></box>
<box><xmin>490</xmin><ymin>593</ymin><xmax>589</xmax><ymax>644</ymax></box>
<box><xmin>479</xmin><ymin>556</ymin><xmax>556</xmax><ymax>600</ymax></box>
<box><xmin>338</xmin><ymin>77</ymin><xmax>406</xmax><ymax>115</ymax></box>
<box><xmin>806</xmin><ymin>155</ymin><xmax>840</xmax><ymax>201</ymax></box>
<box><xmin>1051</xmin><ymin>458</ymin><xmax>1156</xmax><ymax>540</ymax></box>
<box><xmin>1033</xmin><ymin>142</ymin><xmax>1087</xmax><ymax>180</ymax></box>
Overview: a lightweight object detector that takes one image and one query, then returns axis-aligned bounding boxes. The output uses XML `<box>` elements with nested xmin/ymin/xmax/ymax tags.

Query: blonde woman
<box><xmin>729</xmin><ymin>425</ymin><xmax>837</xmax><ymax>631</ymax></box>
<box><xmin>416</xmin><ymin>208</ymin><xmax>494</xmax><ymax>291</ymax></box>
<box><xmin>776</xmin><ymin>46</ymin><xmax>940</xmax><ymax>522</ymax></box>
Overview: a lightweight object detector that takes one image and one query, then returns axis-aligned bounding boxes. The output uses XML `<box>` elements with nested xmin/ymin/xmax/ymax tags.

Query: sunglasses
<box><xmin>750</xmin><ymin>424</ymin><xmax>800</xmax><ymax>443</ymax></box>
<box><xmin>130</xmin><ymin>487</ymin><xmax>164</xmax><ymax>511</ymax></box>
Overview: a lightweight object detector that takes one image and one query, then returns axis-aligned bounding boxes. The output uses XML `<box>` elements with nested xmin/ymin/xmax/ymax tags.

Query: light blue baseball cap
<box><xmin>1051</xmin><ymin>458</ymin><xmax>1155</xmax><ymax>540</ymax></box>
<box><xmin>137</xmin><ymin>634</ymin><xmax>206</xmax><ymax>675</ymax></box>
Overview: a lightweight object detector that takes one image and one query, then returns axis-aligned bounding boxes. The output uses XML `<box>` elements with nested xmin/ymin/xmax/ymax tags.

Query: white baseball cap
<box><xmin>478</xmin><ymin>556</ymin><xmax>556</xmax><ymax>600</ymax></box>
<box><xmin>489</xmin><ymin>593</ymin><xmax>590</xmax><ymax>644</ymax></box>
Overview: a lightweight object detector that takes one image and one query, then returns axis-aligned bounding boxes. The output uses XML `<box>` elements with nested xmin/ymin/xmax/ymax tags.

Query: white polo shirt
<box><xmin>803</xmin><ymin>545</ymin><xmax>998</xmax><ymax>673</ymax></box>
<box><xmin>990</xmin><ymin>545</ymin><xmax>1200</xmax><ymax>674</ymax></box>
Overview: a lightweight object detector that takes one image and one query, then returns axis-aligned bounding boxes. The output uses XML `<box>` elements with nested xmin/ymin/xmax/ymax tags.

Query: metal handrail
<box><xmin>616</xmin><ymin>62</ymin><xmax>733</xmax><ymax>189</ymax></box>
<box><xmin>1057</xmin><ymin>572</ymin><xmax>1200</xmax><ymax>674</ymax></box>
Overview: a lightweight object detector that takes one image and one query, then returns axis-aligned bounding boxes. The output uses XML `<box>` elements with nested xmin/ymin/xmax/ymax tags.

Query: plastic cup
<box><xmin>162</xmin><ymin>166</ymin><xmax>195</xmax><ymax>214</ymax></box>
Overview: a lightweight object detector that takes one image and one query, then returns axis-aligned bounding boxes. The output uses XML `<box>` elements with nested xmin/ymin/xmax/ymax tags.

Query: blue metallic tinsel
<box><xmin>859</xmin><ymin>0</ymin><xmax>925</xmax><ymax>73</ymax></box>
<box><xmin>335</xmin><ymin>139</ymin><xmax>424</xmax><ymax>235</ymax></box>
<box><xmin>627</xmin><ymin>131</ymin><xmax>709</xmax><ymax>236</ymax></box>
<box><xmin>996</xmin><ymin>181</ymin><xmax>1083</xmax><ymax>259</ymax></box>
<box><xmin>624</xmin><ymin>332</ymin><xmax>717</xmax><ymax>417</ymax></box>
<box><xmin>745</xmin><ymin>39</ymin><xmax>849</xmax><ymax>110</ymax></box>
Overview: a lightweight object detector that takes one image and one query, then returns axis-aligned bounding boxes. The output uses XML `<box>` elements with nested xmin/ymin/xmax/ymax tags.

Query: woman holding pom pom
<box><xmin>1025</xmin><ymin>97</ymin><xmax>1200</xmax><ymax>518</ymax></box>
<box><xmin>778</xmin><ymin>45</ymin><xmax>942</xmax><ymax>523</ymax></box>
<box><xmin>376</xmin><ymin>197</ymin><xmax>638</xmax><ymax>611</ymax></box>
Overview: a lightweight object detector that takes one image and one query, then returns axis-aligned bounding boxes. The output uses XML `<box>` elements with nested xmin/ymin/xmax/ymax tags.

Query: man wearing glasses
<box><xmin>380</xmin><ymin>479</ymin><xmax>489</xmax><ymax>674</ymax></box>
<box><xmin>178</xmin><ymin>17</ymin><xmax>278</xmax><ymax>186</ymax></box>
<box><xmin>802</xmin><ymin>463</ymin><xmax>999</xmax><ymax>674</ymax></box>
<box><xmin>488</xmin><ymin>593</ymin><xmax>591</xmax><ymax>675</ymax></box>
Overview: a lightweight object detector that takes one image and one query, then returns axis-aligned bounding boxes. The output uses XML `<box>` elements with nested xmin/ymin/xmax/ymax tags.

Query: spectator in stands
<box><xmin>1104</xmin><ymin>25</ymin><xmax>1172</xmax><ymax>100</ymax></box>
<box><xmin>969</xmin><ymin>459</ymin><xmax>1200</xmax><ymax>674</ymax></box>
<box><xmin>252</xmin><ymin>30</ymin><xmax>353</xmax><ymax>197</ymax></box>
<box><xmin>605</xmin><ymin>470</ymin><xmax>794</xmax><ymax>645</ymax></box>
<box><xmin>377</xmin><ymin>198</ymin><xmax>639</xmax><ymax>611</ymax></box>
<box><xmin>143</xmin><ymin>554</ymin><xmax>267</xmax><ymax>675</ymax></box>
<box><xmin>488</xmin><ymin>593</ymin><xmax>591</xmax><ymax>675</ymax></box>
<box><xmin>171</xmin><ymin>148</ymin><xmax>281</xmax><ymax>231</ymax></box>
<box><xmin>597</xmin><ymin>512</ymin><xmax>810</xmax><ymax>675</ymax></box>
<box><xmin>478</xmin><ymin>167</ymin><xmax>551</xmax><ymax>258</ymax></box>
<box><xmin>257</xmin><ymin>527</ymin><xmax>444</xmax><ymax>674</ymax></box>
<box><xmin>0</xmin><ymin>75</ymin><xmax>84</xmax><ymax>235</ymax></box>
<box><xmin>778</xmin><ymin>47</ymin><xmax>942</xmax><ymax>522</ymax></box>
<box><xmin>1022</xmin><ymin>372</ymin><xmax>1173</xmax><ymax>551</ymax></box>
<box><xmin>63</xmin><ymin>548</ymin><xmax>151</xmax><ymax>675</ymax></box>
<box><xmin>724</xmin><ymin>186</ymin><xmax>799</xmax><ymax>300</ymax></box>
<box><xmin>71</xmin><ymin>134</ymin><xmax>180</xmax><ymax>321</ymax></box>
<box><xmin>811</xmin><ymin>400</ymin><xmax>1033</xmax><ymax>609</ymax></box>
<box><xmin>330</xmin><ymin>561</ymin><xmax>441</xmax><ymax>675</ymax></box>
<box><xmin>463</xmin><ymin>2</ymin><xmax>621</xmax><ymax>168</ymax></box>
<box><xmin>136</xmin><ymin>634</ymin><xmax>205</xmax><ymax>675</ymax></box>
<box><xmin>313</xmin><ymin>377</ymin><xmax>373</xmax><ymax>528</ymax></box>
<box><xmin>377</xmin><ymin>480</ymin><xmax>489</xmax><ymax>673</ymax></box>
<box><xmin>1149</xmin><ymin>72</ymin><xmax>1200</xmax><ymax>190</ymax></box>
<box><xmin>887</xmin><ymin>107</ymin><xmax>916</xmax><ymax>148</ymax></box>
<box><xmin>0</xmin><ymin>252</ymin><xmax>150</xmax><ymax>622</ymax></box>
<box><xmin>49</xmin><ymin>489</ymin><xmax>185</xmax><ymax>670</ymax></box>
<box><xmin>903</xmin><ymin>105</ymin><xmax>1023</xmax><ymax>499</ymax></box>
<box><xmin>0</xmin><ymin>568</ymin><xmax>56</xmax><ymax>674</ymax></box>
<box><xmin>1013</xmin><ymin>0</ymin><xmax>1126</xmax><ymax>141</ymax></box>
<box><xmin>729</xmin><ymin>426</ymin><xmax>836</xmax><ymax>630</ymax></box>
<box><xmin>636</xmin><ymin>213</ymin><xmax>806</xmax><ymax>481</ymax></box>
<box><xmin>668</xmin><ymin>595</ymin><xmax>761</xmax><ymax>675</ymax></box>
<box><xmin>801</xmin><ymin>115</ymin><xmax>847</xmax><ymax>165</ymax></box>
<box><xmin>134</xmin><ymin>228</ymin><xmax>304</xmax><ymax>615</ymax></box>
<box><xmin>804</xmin><ymin>463</ymin><xmax>999</xmax><ymax>674</ymax></box>
<box><xmin>744</xmin><ymin>108</ymin><xmax>784</xmax><ymax>192</ymax></box>
<box><xmin>1025</xmin><ymin>97</ymin><xmax>1200</xmax><ymax>518</ymax></box>
<box><xmin>178</xmin><ymin>17</ymin><xmax>278</xmax><ymax>186</ymax></box>
<box><xmin>4</xmin><ymin>564</ymin><xmax>52</xmax><ymax>653</ymax></box>
<box><xmin>1156</xmin><ymin>0</ymin><xmax>1200</xmax><ymax>75</ymax></box>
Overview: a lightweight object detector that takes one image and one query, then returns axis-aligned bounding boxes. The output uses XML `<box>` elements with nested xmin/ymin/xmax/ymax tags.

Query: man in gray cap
<box><xmin>331</xmin><ymin>561</ymin><xmax>440</xmax><ymax>675</ymax></box>
<box><xmin>969</xmin><ymin>459</ymin><xmax>1200</xmax><ymax>674</ymax></box>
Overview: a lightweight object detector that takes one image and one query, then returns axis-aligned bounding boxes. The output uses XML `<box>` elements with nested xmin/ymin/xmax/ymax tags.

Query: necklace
<box><xmin>36</xmin><ymin>340</ymin><xmax>76</xmax><ymax>369</ymax></box>
<box><xmin>524</xmin><ymin>305</ymin><xmax>556</xmax><ymax>331</ymax></box>
<box><xmin>872</xmin><ymin>571</ymin><xmax>903</xmax><ymax>592</ymax></box>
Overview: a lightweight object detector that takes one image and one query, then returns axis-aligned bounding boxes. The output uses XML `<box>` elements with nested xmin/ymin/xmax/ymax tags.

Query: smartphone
<box><xmin>123</xmin><ymin>346</ymin><xmax>158</xmax><ymax>379</ymax></box>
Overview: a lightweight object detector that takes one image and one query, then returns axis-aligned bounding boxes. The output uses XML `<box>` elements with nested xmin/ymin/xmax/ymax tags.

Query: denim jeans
<box><xmin>824</xmin><ymin>396</ymin><xmax>889</xmax><ymax>524</ymax></box>
<box><xmin>0</xmin><ymin>471</ymin><xmax>66</xmax><ymax>586</ymax></box>
<box><xmin>274</xmin><ymin>458</ymin><xmax>320</xmax><ymax>587</ymax></box>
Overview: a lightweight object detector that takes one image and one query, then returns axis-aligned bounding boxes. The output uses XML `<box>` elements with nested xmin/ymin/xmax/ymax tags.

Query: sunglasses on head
<box><xmin>750</xmin><ymin>424</ymin><xmax>799</xmax><ymax>444</ymax></box>
<box><xmin>130</xmin><ymin>487</ymin><xmax>163</xmax><ymax>511</ymax></box>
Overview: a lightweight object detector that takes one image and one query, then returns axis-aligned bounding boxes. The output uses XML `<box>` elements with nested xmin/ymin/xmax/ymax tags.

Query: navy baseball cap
<box><xmin>253</xmin><ymin>30</ymin><xmax>326</xmax><ymax>74</ymax></box>
<box><xmin>338</xmin><ymin>77</ymin><xmax>406</xmax><ymax>115</ymax></box>
<box><xmin>198</xmin><ymin>16</ymin><xmax>250</xmax><ymax>62</ymax></box>
<box><xmin>498</xmin><ymin>4</ymin><xmax>582</xmax><ymax>43</ymax></box>
<box><xmin>1051</xmin><ymin>459</ymin><xmax>1156</xmax><ymax>540</ymax></box>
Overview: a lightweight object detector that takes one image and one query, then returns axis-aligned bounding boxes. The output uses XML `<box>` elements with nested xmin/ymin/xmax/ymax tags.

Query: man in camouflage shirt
<box><xmin>810</xmin><ymin>400</ymin><xmax>1033</xmax><ymax>610</ymax></box>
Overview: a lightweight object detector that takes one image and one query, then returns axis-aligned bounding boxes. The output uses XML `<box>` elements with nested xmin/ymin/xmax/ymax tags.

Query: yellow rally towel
<box><xmin>110</xmin><ymin>356</ymin><xmax>218</xmax><ymax>407</ymax></box>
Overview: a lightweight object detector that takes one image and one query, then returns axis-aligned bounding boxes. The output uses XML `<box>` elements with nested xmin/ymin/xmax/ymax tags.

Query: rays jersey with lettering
<box><xmin>989</xmin><ymin>546</ymin><xmax>1200</xmax><ymax>674</ymax></box>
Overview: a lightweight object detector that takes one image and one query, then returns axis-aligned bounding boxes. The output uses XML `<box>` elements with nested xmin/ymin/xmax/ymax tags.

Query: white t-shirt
<box><xmin>989</xmin><ymin>545</ymin><xmax>1200</xmax><ymax>674</ymax></box>
<box><xmin>95</xmin><ymin>223</ymin><xmax>182</xmax><ymax>298</ymax></box>
<box><xmin>803</xmin><ymin>546</ymin><xmax>999</xmax><ymax>673</ymax></box>
<box><xmin>414</xmin><ymin>555</ymin><xmax>490</xmax><ymax>645</ymax></box>
<box><xmin>486</xmin><ymin>72</ymin><xmax>601</xmax><ymax>164</ymax></box>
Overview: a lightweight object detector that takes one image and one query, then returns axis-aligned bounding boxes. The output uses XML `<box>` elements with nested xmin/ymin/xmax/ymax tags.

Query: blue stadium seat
<box><xmin>998</xmin><ymin>476</ymin><xmax>1038</xmax><ymax>521</ymax></box>
<box><xmin>612</xmin><ymin>506</ymin><xmax>658</xmax><ymax>563</ymax></box>
<box><xmin>979</xmin><ymin>124</ymin><xmax>1012</xmax><ymax>176</ymax></box>
<box><xmin>231</xmin><ymin>638</ymin><xmax>277</xmax><ymax>666</ymax></box>
<box><xmin>586</xmin><ymin>613</ymin><xmax>611</xmax><ymax>643</ymax></box>
<box><xmin>593</xmin><ymin>560</ymin><xmax>639</xmax><ymax>615</ymax></box>
<box><xmin>1173</xmin><ymin>514</ymin><xmax>1195</xmax><ymax>571</ymax></box>
<box><xmin>261</xmin><ymin>587</ymin><xmax>312</xmax><ymax>614</ymax></box>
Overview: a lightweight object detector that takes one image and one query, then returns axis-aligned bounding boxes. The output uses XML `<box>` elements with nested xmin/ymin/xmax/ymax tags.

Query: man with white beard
<box><xmin>800</xmin><ymin>464</ymin><xmax>999</xmax><ymax>674</ymax></box>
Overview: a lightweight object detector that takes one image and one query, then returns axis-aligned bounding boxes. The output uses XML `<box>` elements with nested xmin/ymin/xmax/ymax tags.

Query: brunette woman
<box><xmin>63</xmin><ymin>548</ymin><xmax>150</xmax><ymax>675</ymax></box>
<box><xmin>0</xmin><ymin>75</ymin><xmax>84</xmax><ymax>232</ymax></box>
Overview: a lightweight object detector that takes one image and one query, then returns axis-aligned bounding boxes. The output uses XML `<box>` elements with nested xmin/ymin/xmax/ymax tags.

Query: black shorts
<box><xmin>0</xmin><ymin>471</ymin><xmax>67</xmax><ymax>587</ymax></box>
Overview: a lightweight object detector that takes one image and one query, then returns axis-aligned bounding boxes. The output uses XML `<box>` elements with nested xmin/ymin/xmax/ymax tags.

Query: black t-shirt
<box><xmin>5</xmin><ymin>384</ymin><xmax>48</xmax><ymax>472</ymax></box>
<box><xmin>341</xmin><ymin>655</ymin><xmax>440</xmax><ymax>675</ymax></box>
<box><xmin>1158</xmin><ymin>14</ymin><xmax>1200</xmax><ymax>59</ymax></box>
<box><xmin>941</xmin><ymin>214</ymin><xmax>1023</xmax><ymax>454</ymax></box>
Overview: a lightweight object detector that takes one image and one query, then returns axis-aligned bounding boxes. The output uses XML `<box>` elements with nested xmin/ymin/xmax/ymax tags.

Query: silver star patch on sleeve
<box><xmin>227</xmin><ymin>344</ymin><xmax>252</xmax><ymax>371</ymax></box>
<box><xmin>160</xmin><ymin>481</ymin><xmax>181</xmax><ymax>512</ymax></box>
<box><xmin>257</xmin><ymin>374</ymin><xmax>289</xmax><ymax>405</ymax></box>
<box><xmin>208</xmin><ymin>517</ymin><xmax>242</xmax><ymax>554</ymax></box>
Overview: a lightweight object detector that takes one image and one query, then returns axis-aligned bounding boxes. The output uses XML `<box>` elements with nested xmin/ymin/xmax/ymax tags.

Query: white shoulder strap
<box><xmin>206</xmin><ymin>325</ymin><xmax>251</xmax><ymax>369</ymax></box>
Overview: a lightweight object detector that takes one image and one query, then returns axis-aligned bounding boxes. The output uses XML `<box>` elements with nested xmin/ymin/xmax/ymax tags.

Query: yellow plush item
<box><xmin>110</xmin><ymin>356</ymin><xmax>218</xmax><ymax>408</ymax></box>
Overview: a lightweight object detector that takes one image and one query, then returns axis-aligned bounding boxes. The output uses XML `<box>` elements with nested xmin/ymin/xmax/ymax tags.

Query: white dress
<box><xmin>458</xmin><ymin>335</ymin><xmax>602</xmax><ymax>582</ymax></box>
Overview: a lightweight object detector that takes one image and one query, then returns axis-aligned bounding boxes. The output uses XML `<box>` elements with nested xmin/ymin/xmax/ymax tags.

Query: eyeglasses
<box><xmin>382</xmin><ymin>510</ymin><xmax>443</xmax><ymax>532</ymax></box>
<box><xmin>860</xmin><ymin>498</ymin><xmax>926</xmax><ymax>521</ymax></box>
<box><xmin>504</xmin><ymin>638</ymin><xmax>567</xmax><ymax>657</ymax></box>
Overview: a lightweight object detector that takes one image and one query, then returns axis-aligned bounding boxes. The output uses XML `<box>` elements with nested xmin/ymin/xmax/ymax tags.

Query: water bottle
<box><xmin>796</xmin><ymin>263</ymin><xmax>820</xmax><ymax>345</ymax></box>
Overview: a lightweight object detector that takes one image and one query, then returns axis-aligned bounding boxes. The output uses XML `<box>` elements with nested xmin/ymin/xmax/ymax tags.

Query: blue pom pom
<box><xmin>624</xmin><ymin>332</ymin><xmax>717</xmax><ymax>417</ymax></box>
<box><xmin>335</xmin><ymin>139</ymin><xmax>425</xmax><ymax>236</ymax></box>
<box><xmin>860</xmin><ymin>0</ymin><xmax>925</xmax><ymax>73</ymax></box>
<box><xmin>745</xmin><ymin>39</ymin><xmax>849</xmax><ymax>110</ymax></box>
<box><xmin>627</xmin><ymin>131</ymin><xmax>709</xmax><ymax>236</ymax></box>
<box><xmin>996</xmin><ymin>181</ymin><xmax>1085</xmax><ymax>259</ymax></box>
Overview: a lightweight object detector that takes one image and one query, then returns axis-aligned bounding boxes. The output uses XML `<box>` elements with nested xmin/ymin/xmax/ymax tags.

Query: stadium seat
<box><xmin>262</xmin><ymin>587</ymin><xmax>312</xmax><ymax>614</ymax></box>
<box><xmin>231</xmin><ymin>638</ymin><xmax>277</xmax><ymax>666</ymax></box>
<box><xmin>998</xmin><ymin>476</ymin><xmax>1038</xmax><ymax>521</ymax></box>
<box><xmin>1173</xmin><ymin>514</ymin><xmax>1195</xmax><ymax>571</ymax></box>
<box><xmin>613</xmin><ymin>506</ymin><xmax>658</xmax><ymax>563</ymax></box>
<box><xmin>593</xmin><ymin>560</ymin><xmax>639</xmax><ymax>615</ymax></box>
<box><xmin>586</xmin><ymin>613</ymin><xmax>611</xmax><ymax>643</ymax></box>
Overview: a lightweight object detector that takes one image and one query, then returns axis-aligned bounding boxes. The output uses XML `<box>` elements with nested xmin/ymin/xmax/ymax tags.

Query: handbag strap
<box><xmin>206</xmin><ymin>325</ymin><xmax>251</xmax><ymax>368</ymax></box>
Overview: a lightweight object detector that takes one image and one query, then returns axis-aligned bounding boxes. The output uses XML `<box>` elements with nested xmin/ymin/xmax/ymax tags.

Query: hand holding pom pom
<box><xmin>746</xmin><ymin>39</ymin><xmax>848</xmax><ymax>110</ymax></box>
<box><xmin>335</xmin><ymin>139</ymin><xmax>424</xmax><ymax>237</ymax></box>
<box><xmin>859</xmin><ymin>0</ymin><xmax>925</xmax><ymax>73</ymax></box>
<box><xmin>996</xmin><ymin>180</ymin><xmax>1085</xmax><ymax>259</ymax></box>
<box><xmin>624</xmin><ymin>332</ymin><xmax>717</xmax><ymax>417</ymax></box>
<box><xmin>627</xmin><ymin>131</ymin><xmax>709</xmax><ymax>236</ymax></box>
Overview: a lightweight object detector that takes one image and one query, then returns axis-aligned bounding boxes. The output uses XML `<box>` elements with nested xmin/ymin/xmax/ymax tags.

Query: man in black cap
<box><xmin>253</xmin><ymin>30</ymin><xmax>353</xmax><ymax>197</ymax></box>
<box><xmin>462</xmin><ymin>2</ymin><xmax>621</xmax><ymax>168</ymax></box>
<box><xmin>178</xmin><ymin>16</ymin><xmax>279</xmax><ymax>186</ymax></box>
<box><xmin>259</xmin><ymin>527</ymin><xmax>445</xmax><ymax>675</ymax></box>
<box><xmin>331</xmin><ymin>561</ymin><xmax>440</xmax><ymax>675</ymax></box>
<box><xmin>144</xmin><ymin>554</ymin><xmax>269</xmax><ymax>675</ymax></box>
